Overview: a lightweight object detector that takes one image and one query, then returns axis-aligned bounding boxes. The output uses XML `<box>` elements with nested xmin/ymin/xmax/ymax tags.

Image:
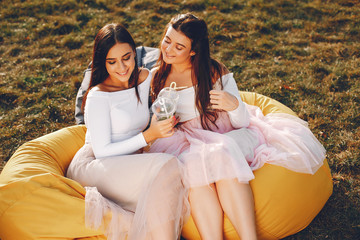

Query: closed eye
<box><xmin>122</xmin><ymin>52</ymin><xmax>131</xmax><ymax>61</ymax></box>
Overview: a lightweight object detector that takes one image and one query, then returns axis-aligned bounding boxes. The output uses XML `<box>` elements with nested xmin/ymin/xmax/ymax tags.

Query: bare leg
<box><xmin>189</xmin><ymin>184</ymin><xmax>224</xmax><ymax>240</ymax></box>
<box><xmin>217</xmin><ymin>179</ymin><xmax>257</xmax><ymax>240</ymax></box>
<box><xmin>130</xmin><ymin>157</ymin><xmax>186</xmax><ymax>240</ymax></box>
<box><xmin>147</xmin><ymin>222</ymin><xmax>175</xmax><ymax>240</ymax></box>
<box><xmin>148</xmin><ymin>158</ymin><xmax>185</xmax><ymax>240</ymax></box>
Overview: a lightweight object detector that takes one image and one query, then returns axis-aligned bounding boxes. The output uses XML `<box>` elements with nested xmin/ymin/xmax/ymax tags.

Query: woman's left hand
<box><xmin>209</xmin><ymin>90</ymin><xmax>239</xmax><ymax>111</ymax></box>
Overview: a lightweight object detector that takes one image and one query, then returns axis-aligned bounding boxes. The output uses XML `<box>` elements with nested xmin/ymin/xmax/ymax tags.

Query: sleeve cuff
<box><xmin>227</xmin><ymin>97</ymin><xmax>250</xmax><ymax>128</ymax></box>
<box><xmin>137</xmin><ymin>132</ymin><xmax>148</xmax><ymax>148</ymax></box>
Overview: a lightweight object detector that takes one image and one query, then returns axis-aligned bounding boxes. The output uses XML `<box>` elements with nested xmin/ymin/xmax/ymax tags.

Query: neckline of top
<box><xmin>171</xmin><ymin>72</ymin><xmax>233</xmax><ymax>93</ymax></box>
<box><xmin>91</xmin><ymin>70</ymin><xmax>151</xmax><ymax>95</ymax></box>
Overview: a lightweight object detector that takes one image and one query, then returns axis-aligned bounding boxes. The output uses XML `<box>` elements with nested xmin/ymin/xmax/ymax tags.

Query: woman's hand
<box><xmin>143</xmin><ymin>114</ymin><xmax>178</xmax><ymax>143</ymax></box>
<box><xmin>209</xmin><ymin>90</ymin><xmax>239</xmax><ymax>111</ymax></box>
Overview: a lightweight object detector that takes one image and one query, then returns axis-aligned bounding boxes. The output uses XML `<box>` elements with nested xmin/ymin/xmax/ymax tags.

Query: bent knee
<box><xmin>156</xmin><ymin>155</ymin><xmax>186</xmax><ymax>186</ymax></box>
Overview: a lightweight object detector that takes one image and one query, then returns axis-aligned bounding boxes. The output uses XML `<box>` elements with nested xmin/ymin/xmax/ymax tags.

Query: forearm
<box><xmin>227</xmin><ymin>96</ymin><xmax>250</xmax><ymax>128</ymax></box>
<box><xmin>92</xmin><ymin>133</ymin><xmax>148</xmax><ymax>158</ymax></box>
<box><xmin>221</xmin><ymin>74</ymin><xmax>250</xmax><ymax>128</ymax></box>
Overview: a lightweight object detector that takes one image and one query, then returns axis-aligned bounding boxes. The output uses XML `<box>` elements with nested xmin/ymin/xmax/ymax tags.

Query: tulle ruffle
<box><xmin>85</xmin><ymin>186</ymin><xmax>133</xmax><ymax>240</ymax></box>
<box><xmin>149</xmin><ymin>113</ymin><xmax>256</xmax><ymax>187</ymax></box>
<box><xmin>245</xmin><ymin>104</ymin><xmax>326</xmax><ymax>173</ymax></box>
<box><xmin>149</xmin><ymin>104</ymin><xmax>326</xmax><ymax>187</ymax></box>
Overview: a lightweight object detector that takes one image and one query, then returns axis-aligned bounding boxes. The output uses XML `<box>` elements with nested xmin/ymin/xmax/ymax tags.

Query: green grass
<box><xmin>1</xmin><ymin>0</ymin><xmax>359</xmax><ymax>239</ymax></box>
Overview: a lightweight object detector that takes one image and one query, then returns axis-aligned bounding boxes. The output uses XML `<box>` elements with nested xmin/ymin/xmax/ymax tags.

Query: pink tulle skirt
<box><xmin>148</xmin><ymin>104</ymin><xmax>326</xmax><ymax>187</ymax></box>
<box><xmin>67</xmin><ymin>144</ymin><xmax>189</xmax><ymax>240</ymax></box>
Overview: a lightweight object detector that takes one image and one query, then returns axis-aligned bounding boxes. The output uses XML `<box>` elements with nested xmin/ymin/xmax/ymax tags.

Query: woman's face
<box><xmin>161</xmin><ymin>26</ymin><xmax>195</xmax><ymax>65</ymax></box>
<box><xmin>105</xmin><ymin>43</ymin><xmax>135</xmax><ymax>85</ymax></box>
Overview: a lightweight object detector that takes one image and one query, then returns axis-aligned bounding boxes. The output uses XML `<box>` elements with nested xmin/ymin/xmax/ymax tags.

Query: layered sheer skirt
<box><xmin>148</xmin><ymin>104</ymin><xmax>326</xmax><ymax>187</ymax></box>
<box><xmin>66</xmin><ymin>144</ymin><xmax>189</xmax><ymax>240</ymax></box>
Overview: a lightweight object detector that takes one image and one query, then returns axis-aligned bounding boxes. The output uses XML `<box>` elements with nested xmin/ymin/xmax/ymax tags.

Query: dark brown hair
<box><xmin>82</xmin><ymin>23</ymin><xmax>140</xmax><ymax>111</ymax></box>
<box><xmin>151</xmin><ymin>13</ymin><xmax>223</xmax><ymax>130</ymax></box>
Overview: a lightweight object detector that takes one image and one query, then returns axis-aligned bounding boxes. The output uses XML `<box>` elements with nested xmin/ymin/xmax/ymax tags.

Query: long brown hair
<box><xmin>152</xmin><ymin>13</ymin><xmax>223</xmax><ymax>130</ymax></box>
<box><xmin>82</xmin><ymin>23</ymin><xmax>140</xmax><ymax>112</ymax></box>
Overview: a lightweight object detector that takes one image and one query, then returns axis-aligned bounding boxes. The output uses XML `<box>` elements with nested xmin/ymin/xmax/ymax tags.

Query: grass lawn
<box><xmin>0</xmin><ymin>0</ymin><xmax>359</xmax><ymax>239</ymax></box>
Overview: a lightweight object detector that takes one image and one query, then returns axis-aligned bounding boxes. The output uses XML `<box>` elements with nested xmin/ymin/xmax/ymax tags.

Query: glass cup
<box><xmin>151</xmin><ymin>97</ymin><xmax>176</xmax><ymax>121</ymax></box>
<box><xmin>158</xmin><ymin>82</ymin><xmax>179</xmax><ymax>106</ymax></box>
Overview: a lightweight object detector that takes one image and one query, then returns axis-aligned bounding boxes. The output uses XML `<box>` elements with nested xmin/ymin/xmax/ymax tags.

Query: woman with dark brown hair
<box><xmin>149</xmin><ymin>13</ymin><xmax>326</xmax><ymax>240</ymax></box>
<box><xmin>149</xmin><ymin>13</ymin><xmax>258</xmax><ymax>240</ymax></box>
<box><xmin>67</xmin><ymin>23</ymin><xmax>189</xmax><ymax>240</ymax></box>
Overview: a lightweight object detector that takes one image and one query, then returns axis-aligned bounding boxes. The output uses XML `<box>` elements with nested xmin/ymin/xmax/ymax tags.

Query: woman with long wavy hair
<box><xmin>149</xmin><ymin>13</ymin><xmax>257</xmax><ymax>240</ymax></box>
<box><xmin>149</xmin><ymin>13</ymin><xmax>326</xmax><ymax>240</ymax></box>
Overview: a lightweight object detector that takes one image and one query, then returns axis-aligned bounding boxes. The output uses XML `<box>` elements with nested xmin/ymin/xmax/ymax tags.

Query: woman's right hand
<box><xmin>143</xmin><ymin>114</ymin><xmax>177</xmax><ymax>143</ymax></box>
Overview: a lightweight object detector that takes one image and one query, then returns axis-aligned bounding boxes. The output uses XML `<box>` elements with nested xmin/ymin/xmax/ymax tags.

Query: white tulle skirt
<box><xmin>245</xmin><ymin>104</ymin><xmax>326</xmax><ymax>173</ymax></box>
<box><xmin>66</xmin><ymin>144</ymin><xmax>189</xmax><ymax>240</ymax></box>
<box><xmin>148</xmin><ymin>104</ymin><xmax>326</xmax><ymax>187</ymax></box>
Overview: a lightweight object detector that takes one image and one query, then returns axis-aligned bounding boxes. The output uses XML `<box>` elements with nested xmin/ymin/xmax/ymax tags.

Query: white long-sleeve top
<box><xmin>84</xmin><ymin>71</ymin><xmax>151</xmax><ymax>159</ymax></box>
<box><xmin>176</xmin><ymin>73</ymin><xmax>250</xmax><ymax>128</ymax></box>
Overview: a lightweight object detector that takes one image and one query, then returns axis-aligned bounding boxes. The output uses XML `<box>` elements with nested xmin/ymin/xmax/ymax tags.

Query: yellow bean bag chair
<box><xmin>0</xmin><ymin>124</ymin><xmax>105</xmax><ymax>240</ymax></box>
<box><xmin>0</xmin><ymin>91</ymin><xmax>333</xmax><ymax>240</ymax></box>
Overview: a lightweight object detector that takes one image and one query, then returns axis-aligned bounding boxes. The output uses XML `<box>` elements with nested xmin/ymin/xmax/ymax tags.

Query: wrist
<box><xmin>230</xmin><ymin>96</ymin><xmax>239</xmax><ymax>111</ymax></box>
<box><xmin>143</xmin><ymin>128</ymin><xmax>156</xmax><ymax>143</ymax></box>
<box><xmin>226</xmin><ymin>99</ymin><xmax>239</xmax><ymax>111</ymax></box>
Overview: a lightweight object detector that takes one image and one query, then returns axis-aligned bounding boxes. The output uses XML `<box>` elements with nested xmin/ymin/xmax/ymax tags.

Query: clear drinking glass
<box><xmin>158</xmin><ymin>82</ymin><xmax>179</xmax><ymax>106</ymax></box>
<box><xmin>151</xmin><ymin>97</ymin><xmax>176</xmax><ymax>121</ymax></box>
